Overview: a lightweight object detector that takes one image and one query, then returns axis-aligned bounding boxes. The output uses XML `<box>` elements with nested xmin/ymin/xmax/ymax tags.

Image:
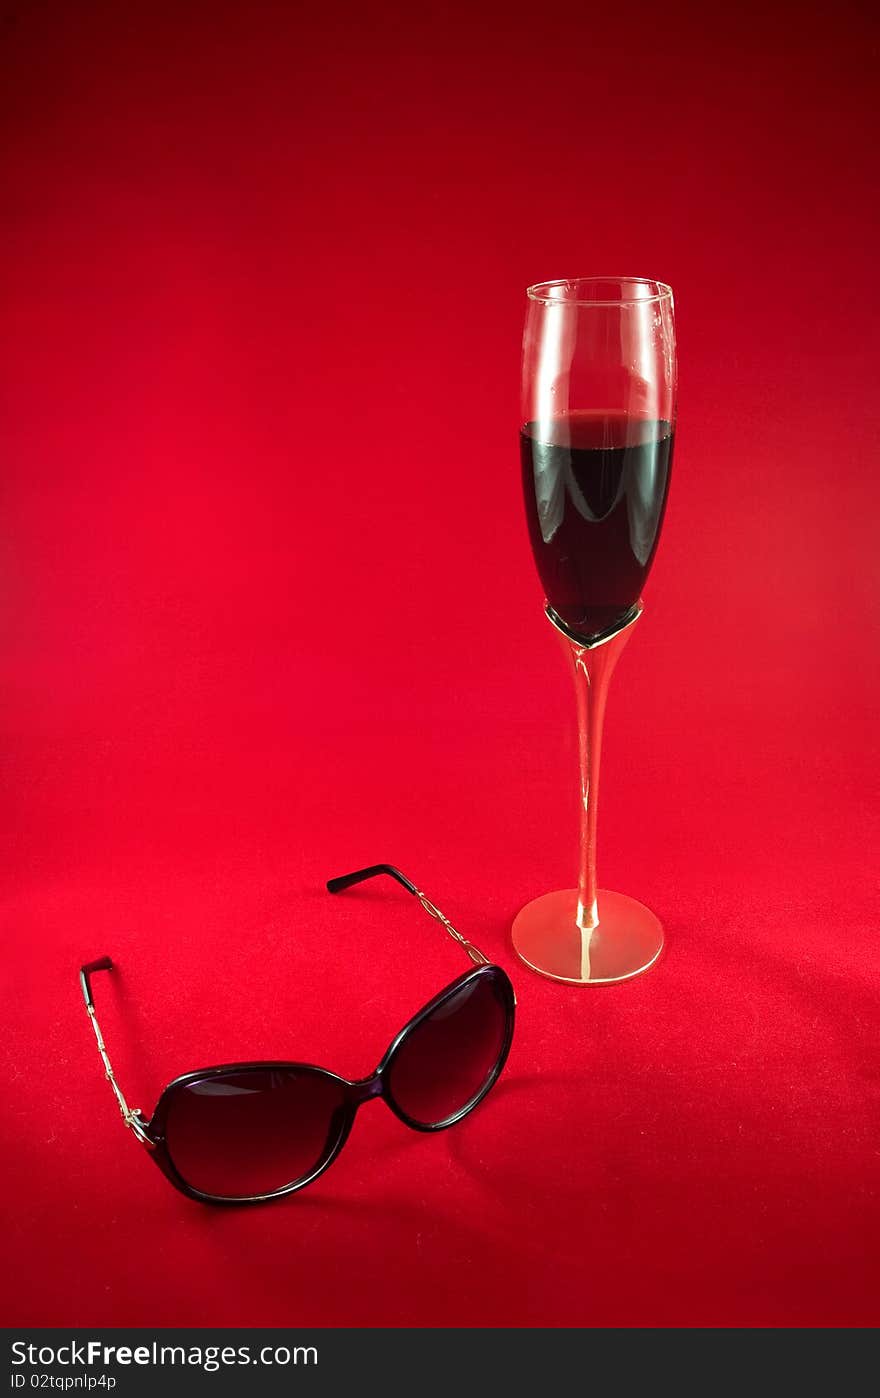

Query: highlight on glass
<box><xmin>514</xmin><ymin>276</ymin><xmax>677</xmax><ymax>985</ymax></box>
<box><xmin>80</xmin><ymin>866</ymin><xmax>515</xmax><ymax>1204</ymax></box>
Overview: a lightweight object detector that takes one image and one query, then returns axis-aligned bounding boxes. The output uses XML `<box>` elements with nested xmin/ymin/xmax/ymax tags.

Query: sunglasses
<box><xmin>80</xmin><ymin>864</ymin><xmax>515</xmax><ymax>1204</ymax></box>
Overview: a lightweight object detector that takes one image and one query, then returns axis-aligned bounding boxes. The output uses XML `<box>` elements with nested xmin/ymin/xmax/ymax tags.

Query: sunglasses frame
<box><xmin>80</xmin><ymin>864</ymin><xmax>516</xmax><ymax>1205</ymax></box>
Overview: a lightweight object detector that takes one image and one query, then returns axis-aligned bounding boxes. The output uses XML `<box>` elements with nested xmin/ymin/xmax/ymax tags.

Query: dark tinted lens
<box><xmin>387</xmin><ymin>973</ymin><xmax>510</xmax><ymax>1127</ymax></box>
<box><xmin>163</xmin><ymin>1068</ymin><xmax>346</xmax><ymax>1198</ymax></box>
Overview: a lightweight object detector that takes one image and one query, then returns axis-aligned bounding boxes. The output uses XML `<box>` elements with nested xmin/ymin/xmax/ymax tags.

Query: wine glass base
<box><xmin>512</xmin><ymin>889</ymin><xmax>663</xmax><ymax>985</ymax></box>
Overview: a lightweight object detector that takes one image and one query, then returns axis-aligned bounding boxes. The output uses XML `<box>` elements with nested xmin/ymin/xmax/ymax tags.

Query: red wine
<box><xmin>520</xmin><ymin>413</ymin><xmax>674</xmax><ymax>638</ymax></box>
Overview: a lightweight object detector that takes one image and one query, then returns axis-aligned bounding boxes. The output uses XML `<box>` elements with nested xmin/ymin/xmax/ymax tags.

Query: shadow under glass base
<box><xmin>512</xmin><ymin>889</ymin><xmax>663</xmax><ymax>985</ymax></box>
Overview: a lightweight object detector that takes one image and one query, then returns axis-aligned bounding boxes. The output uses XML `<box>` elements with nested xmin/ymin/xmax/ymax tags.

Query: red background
<box><xmin>2</xmin><ymin>0</ymin><xmax>878</xmax><ymax>1327</ymax></box>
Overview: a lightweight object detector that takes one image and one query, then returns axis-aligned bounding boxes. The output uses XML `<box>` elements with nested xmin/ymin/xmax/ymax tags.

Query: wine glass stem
<box><xmin>572</xmin><ymin>639</ymin><xmax>603</xmax><ymax>931</ymax></box>
<box><xmin>550</xmin><ymin>607</ymin><xmax>642</xmax><ymax>933</ymax></box>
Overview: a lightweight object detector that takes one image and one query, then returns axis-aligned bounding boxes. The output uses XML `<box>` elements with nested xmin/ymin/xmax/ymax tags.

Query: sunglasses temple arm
<box><xmin>413</xmin><ymin>888</ymin><xmax>491</xmax><ymax>967</ymax></box>
<box><xmin>79</xmin><ymin>958</ymin><xmax>153</xmax><ymax>1146</ymax></box>
<box><xmin>326</xmin><ymin>864</ymin><xmax>490</xmax><ymax>967</ymax></box>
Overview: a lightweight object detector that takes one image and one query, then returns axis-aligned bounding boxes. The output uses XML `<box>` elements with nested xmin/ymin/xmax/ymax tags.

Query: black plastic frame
<box><xmin>81</xmin><ymin>866</ymin><xmax>515</xmax><ymax>1205</ymax></box>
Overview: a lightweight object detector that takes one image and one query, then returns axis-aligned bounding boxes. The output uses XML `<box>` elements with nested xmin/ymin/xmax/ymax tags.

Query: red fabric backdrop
<box><xmin>2</xmin><ymin>0</ymin><xmax>878</xmax><ymax>1327</ymax></box>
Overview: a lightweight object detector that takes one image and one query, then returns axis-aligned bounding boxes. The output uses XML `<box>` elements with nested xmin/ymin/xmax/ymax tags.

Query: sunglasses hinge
<box><xmin>127</xmin><ymin>1111</ymin><xmax>156</xmax><ymax>1149</ymax></box>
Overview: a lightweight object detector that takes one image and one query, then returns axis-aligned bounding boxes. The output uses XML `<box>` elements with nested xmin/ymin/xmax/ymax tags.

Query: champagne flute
<box><xmin>514</xmin><ymin>277</ymin><xmax>677</xmax><ymax>984</ymax></box>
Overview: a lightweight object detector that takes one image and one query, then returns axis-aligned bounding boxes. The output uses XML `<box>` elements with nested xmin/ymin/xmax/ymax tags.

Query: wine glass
<box><xmin>513</xmin><ymin>276</ymin><xmax>677</xmax><ymax>984</ymax></box>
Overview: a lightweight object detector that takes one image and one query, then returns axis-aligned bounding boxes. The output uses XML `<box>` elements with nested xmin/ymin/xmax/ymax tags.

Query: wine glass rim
<box><xmin>526</xmin><ymin>276</ymin><xmax>674</xmax><ymax>307</ymax></box>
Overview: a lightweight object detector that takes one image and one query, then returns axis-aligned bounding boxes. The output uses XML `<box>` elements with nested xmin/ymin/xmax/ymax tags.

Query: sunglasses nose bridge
<box><xmin>349</xmin><ymin>1070</ymin><xmax>386</xmax><ymax>1107</ymax></box>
